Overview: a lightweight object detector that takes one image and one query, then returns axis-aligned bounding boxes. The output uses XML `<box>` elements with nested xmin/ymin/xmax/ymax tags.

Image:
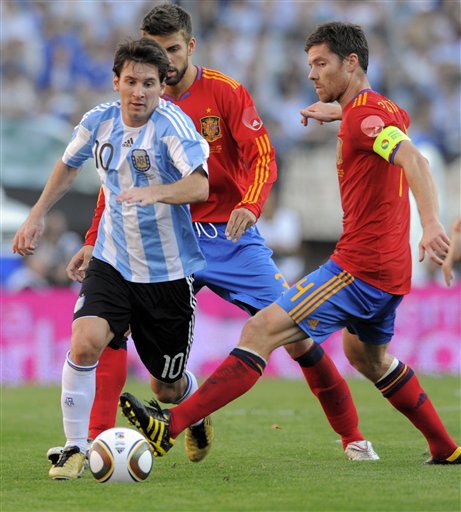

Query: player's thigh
<box><xmin>73</xmin><ymin>257</ymin><xmax>132</xmax><ymax>346</ymax></box>
<box><xmin>130</xmin><ymin>276</ymin><xmax>196</xmax><ymax>383</ymax></box>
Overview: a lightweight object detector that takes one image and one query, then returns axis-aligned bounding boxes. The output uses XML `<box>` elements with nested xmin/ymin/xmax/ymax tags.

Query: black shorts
<box><xmin>73</xmin><ymin>257</ymin><xmax>197</xmax><ymax>383</ymax></box>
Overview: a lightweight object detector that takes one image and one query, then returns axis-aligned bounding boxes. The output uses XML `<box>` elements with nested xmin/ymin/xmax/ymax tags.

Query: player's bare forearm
<box><xmin>12</xmin><ymin>160</ymin><xmax>79</xmax><ymax>256</ymax></box>
<box><xmin>116</xmin><ymin>167</ymin><xmax>208</xmax><ymax>206</ymax></box>
<box><xmin>300</xmin><ymin>101</ymin><xmax>342</xmax><ymax>126</ymax></box>
<box><xmin>394</xmin><ymin>141</ymin><xmax>449</xmax><ymax>265</ymax></box>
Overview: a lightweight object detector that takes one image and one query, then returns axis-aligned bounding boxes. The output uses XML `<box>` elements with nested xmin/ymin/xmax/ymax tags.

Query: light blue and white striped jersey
<box><xmin>62</xmin><ymin>98</ymin><xmax>209</xmax><ymax>283</ymax></box>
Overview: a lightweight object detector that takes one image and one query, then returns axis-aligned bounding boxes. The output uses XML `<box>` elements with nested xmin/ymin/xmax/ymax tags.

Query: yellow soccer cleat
<box><xmin>49</xmin><ymin>446</ymin><xmax>86</xmax><ymax>480</ymax></box>
<box><xmin>185</xmin><ymin>416</ymin><xmax>214</xmax><ymax>462</ymax></box>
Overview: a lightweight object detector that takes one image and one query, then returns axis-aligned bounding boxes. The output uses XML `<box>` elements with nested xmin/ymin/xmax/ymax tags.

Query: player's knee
<box><xmin>240</xmin><ymin>315</ymin><xmax>263</xmax><ymax>346</ymax></box>
<box><xmin>239</xmin><ymin>311</ymin><xmax>279</xmax><ymax>356</ymax></box>
<box><xmin>150</xmin><ymin>377</ymin><xmax>183</xmax><ymax>404</ymax></box>
<box><xmin>71</xmin><ymin>317</ymin><xmax>112</xmax><ymax>365</ymax></box>
<box><xmin>69</xmin><ymin>339</ymin><xmax>101</xmax><ymax>366</ymax></box>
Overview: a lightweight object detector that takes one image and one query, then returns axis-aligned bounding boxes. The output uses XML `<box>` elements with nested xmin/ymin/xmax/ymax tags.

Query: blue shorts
<box><xmin>276</xmin><ymin>259</ymin><xmax>403</xmax><ymax>345</ymax></box>
<box><xmin>193</xmin><ymin>222</ymin><xmax>288</xmax><ymax>314</ymax></box>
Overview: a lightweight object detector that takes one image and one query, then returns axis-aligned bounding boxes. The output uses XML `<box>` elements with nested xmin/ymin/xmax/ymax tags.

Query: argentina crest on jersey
<box><xmin>131</xmin><ymin>149</ymin><xmax>151</xmax><ymax>172</ymax></box>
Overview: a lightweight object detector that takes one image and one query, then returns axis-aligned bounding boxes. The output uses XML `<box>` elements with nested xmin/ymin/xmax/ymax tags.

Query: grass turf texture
<box><xmin>1</xmin><ymin>376</ymin><xmax>460</xmax><ymax>512</ymax></box>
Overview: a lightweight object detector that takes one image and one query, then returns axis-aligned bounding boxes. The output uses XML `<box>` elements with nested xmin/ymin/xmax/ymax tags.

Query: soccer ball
<box><xmin>88</xmin><ymin>427</ymin><xmax>153</xmax><ymax>483</ymax></box>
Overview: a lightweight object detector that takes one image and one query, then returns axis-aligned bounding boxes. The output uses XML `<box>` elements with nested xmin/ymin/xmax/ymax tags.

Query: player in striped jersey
<box><xmin>13</xmin><ymin>38</ymin><xmax>210</xmax><ymax>480</ymax></box>
<box><xmin>64</xmin><ymin>4</ymin><xmax>377</xmax><ymax>464</ymax></box>
<box><xmin>119</xmin><ymin>22</ymin><xmax>460</xmax><ymax>466</ymax></box>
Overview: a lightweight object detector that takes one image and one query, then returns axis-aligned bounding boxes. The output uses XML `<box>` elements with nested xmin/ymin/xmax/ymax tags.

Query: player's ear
<box><xmin>113</xmin><ymin>74</ymin><xmax>119</xmax><ymax>92</ymax></box>
<box><xmin>187</xmin><ymin>36</ymin><xmax>196</xmax><ymax>57</ymax></box>
<box><xmin>346</xmin><ymin>53</ymin><xmax>359</xmax><ymax>71</ymax></box>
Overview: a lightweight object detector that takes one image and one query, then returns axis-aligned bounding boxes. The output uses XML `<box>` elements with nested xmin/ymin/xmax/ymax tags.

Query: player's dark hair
<box><xmin>141</xmin><ymin>3</ymin><xmax>193</xmax><ymax>42</ymax></box>
<box><xmin>112</xmin><ymin>38</ymin><xmax>169</xmax><ymax>82</ymax></box>
<box><xmin>305</xmin><ymin>22</ymin><xmax>368</xmax><ymax>72</ymax></box>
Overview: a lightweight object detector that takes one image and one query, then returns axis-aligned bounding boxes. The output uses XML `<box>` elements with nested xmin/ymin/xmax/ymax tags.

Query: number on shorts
<box><xmin>161</xmin><ymin>353</ymin><xmax>185</xmax><ymax>380</ymax></box>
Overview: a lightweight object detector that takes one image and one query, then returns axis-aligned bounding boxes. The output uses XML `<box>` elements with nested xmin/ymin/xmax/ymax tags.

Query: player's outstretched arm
<box><xmin>442</xmin><ymin>216</ymin><xmax>461</xmax><ymax>286</ymax></box>
<box><xmin>12</xmin><ymin>160</ymin><xmax>80</xmax><ymax>256</ymax></box>
<box><xmin>393</xmin><ymin>141</ymin><xmax>449</xmax><ymax>266</ymax></box>
<box><xmin>300</xmin><ymin>101</ymin><xmax>342</xmax><ymax>126</ymax></box>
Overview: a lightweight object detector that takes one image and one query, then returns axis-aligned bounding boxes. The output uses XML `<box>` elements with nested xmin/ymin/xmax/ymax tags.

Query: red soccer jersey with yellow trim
<box><xmin>171</xmin><ymin>66</ymin><xmax>276</xmax><ymax>222</ymax></box>
<box><xmin>84</xmin><ymin>66</ymin><xmax>277</xmax><ymax>244</ymax></box>
<box><xmin>331</xmin><ymin>89</ymin><xmax>412</xmax><ymax>295</ymax></box>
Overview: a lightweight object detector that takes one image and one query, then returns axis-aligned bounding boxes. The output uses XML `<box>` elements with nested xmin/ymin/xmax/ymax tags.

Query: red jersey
<box><xmin>331</xmin><ymin>90</ymin><xmax>412</xmax><ymax>295</ymax></box>
<box><xmin>85</xmin><ymin>66</ymin><xmax>276</xmax><ymax>245</ymax></box>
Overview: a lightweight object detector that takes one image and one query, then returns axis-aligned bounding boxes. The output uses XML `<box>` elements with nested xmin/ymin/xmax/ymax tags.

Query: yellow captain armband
<box><xmin>373</xmin><ymin>125</ymin><xmax>410</xmax><ymax>162</ymax></box>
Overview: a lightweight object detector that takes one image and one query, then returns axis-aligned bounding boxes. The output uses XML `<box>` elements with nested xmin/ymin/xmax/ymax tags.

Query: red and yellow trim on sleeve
<box><xmin>238</xmin><ymin>133</ymin><xmax>272</xmax><ymax>206</ymax></box>
<box><xmin>202</xmin><ymin>68</ymin><xmax>240</xmax><ymax>90</ymax></box>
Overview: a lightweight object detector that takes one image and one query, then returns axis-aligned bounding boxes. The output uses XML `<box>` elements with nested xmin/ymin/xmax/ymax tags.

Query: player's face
<box><xmin>114</xmin><ymin>61</ymin><xmax>165</xmax><ymax>127</ymax></box>
<box><xmin>143</xmin><ymin>31</ymin><xmax>195</xmax><ymax>86</ymax></box>
<box><xmin>307</xmin><ymin>43</ymin><xmax>351</xmax><ymax>104</ymax></box>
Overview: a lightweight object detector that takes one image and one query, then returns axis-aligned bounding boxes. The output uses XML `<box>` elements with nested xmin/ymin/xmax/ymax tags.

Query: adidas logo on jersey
<box><xmin>307</xmin><ymin>319</ymin><xmax>319</xmax><ymax>330</ymax></box>
<box><xmin>122</xmin><ymin>137</ymin><xmax>134</xmax><ymax>147</ymax></box>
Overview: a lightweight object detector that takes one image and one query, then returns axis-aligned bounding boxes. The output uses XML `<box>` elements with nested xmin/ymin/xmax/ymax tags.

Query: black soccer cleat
<box><xmin>425</xmin><ymin>446</ymin><xmax>461</xmax><ymax>465</ymax></box>
<box><xmin>119</xmin><ymin>392</ymin><xmax>175</xmax><ymax>456</ymax></box>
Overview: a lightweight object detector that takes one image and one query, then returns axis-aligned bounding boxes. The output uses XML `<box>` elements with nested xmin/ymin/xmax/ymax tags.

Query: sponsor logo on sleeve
<box><xmin>242</xmin><ymin>106</ymin><xmax>263</xmax><ymax>131</ymax></box>
<box><xmin>360</xmin><ymin>115</ymin><xmax>385</xmax><ymax>138</ymax></box>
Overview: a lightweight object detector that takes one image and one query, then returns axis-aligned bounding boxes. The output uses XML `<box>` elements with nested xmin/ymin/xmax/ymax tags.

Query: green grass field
<box><xmin>1</xmin><ymin>376</ymin><xmax>460</xmax><ymax>512</ymax></box>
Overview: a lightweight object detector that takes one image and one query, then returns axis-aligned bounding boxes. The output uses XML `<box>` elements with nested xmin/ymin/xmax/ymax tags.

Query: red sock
<box><xmin>295</xmin><ymin>344</ymin><xmax>363</xmax><ymax>448</ymax></box>
<box><xmin>89</xmin><ymin>346</ymin><xmax>128</xmax><ymax>439</ymax></box>
<box><xmin>169</xmin><ymin>348</ymin><xmax>265</xmax><ymax>438</ymax></box>
<box><xmin>376</xmin><ymin>361</ymin><xmax>458</xmax><ymax>459</ymax></box>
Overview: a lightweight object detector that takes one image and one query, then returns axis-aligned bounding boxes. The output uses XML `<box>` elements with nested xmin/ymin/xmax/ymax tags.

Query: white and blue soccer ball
<box><xmin>88</xmin><ymin>427</ymin><xmax>153</xmax><ymax>483</ymax></box>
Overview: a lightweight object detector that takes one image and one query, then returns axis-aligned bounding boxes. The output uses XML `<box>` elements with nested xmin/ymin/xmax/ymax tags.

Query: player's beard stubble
<box><xmin>166</xmin><ymin>63</ymin><xmax>188</xmax><ymax>86</ymax></box>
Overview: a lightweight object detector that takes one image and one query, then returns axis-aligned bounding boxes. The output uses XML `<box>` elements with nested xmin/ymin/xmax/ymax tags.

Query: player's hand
<box><xmin>300</xmin><ymin>101</ymin><xmax>342</xmax><ymax>126</ymax></box>
<box><xmin>116</xmin><ymin>186</ymin><xmax>160</xmax><ymax>206</ymax></box>
<box><xmin>226</xmin><ymin>208</ymin><xmax>257</xmax><ymax>243</ymax></box>
<box><xmin>66</xmin><ymin>245</ymin><xmax>94</xmax><ymax>282</ymax></box>
<box><xmin>12</xmin><ymin>215</ymin><xmax>45</xmax><ymax>256</ymax></box>
<box><xmin>418</xmin><ymin>220</ymin><xmax>450</xmax><ymax>266</ymax></box>
<box><xmin>442</xmin><ymin>217</ymin><xmax>461</xmax><ymax>287</ymax></box>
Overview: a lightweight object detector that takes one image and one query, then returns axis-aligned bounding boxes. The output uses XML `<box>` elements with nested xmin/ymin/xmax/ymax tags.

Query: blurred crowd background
<box><xmin>1</xmin><ymin>0</ymin><xmax>460</xmax><ymax>289</ymax></box>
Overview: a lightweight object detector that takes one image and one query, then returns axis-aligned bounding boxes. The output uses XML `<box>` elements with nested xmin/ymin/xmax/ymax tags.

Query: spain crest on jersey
<box><xmin>131</xmin><ymin>149</ymin><xmax>151</xmax><ymax>172</ymax></box>
<box><xmin>200</xmin><ymin>116</ymin><xmax>222</xmax><ymax>142</ymax></box>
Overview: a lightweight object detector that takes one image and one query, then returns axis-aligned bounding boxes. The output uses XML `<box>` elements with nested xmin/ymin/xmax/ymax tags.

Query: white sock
<box><xmin>61</xmin><ymin>352</ymin><xmax>97</xmax><ymax>452</ymax></box>
<box><xmin>175</xmin><ymin>370</ymin><xmax>202</xmax><ymax>427</ymax></box>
